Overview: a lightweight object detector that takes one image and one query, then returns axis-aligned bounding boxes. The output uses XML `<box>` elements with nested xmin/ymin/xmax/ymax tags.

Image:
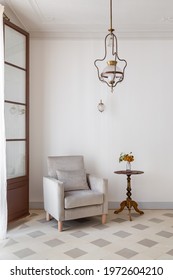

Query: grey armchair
<box><xmin>43</xmin><ymin>156</ymin><xmax>108</xmax><ymax>231</ymax></box>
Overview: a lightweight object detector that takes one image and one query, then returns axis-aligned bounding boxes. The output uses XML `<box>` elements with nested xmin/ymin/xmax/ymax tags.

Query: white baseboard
<box><xmin>29</xmin><ymin>201</ymin><xmax>173</xmax><ymax>210</ymax></box>
<box><xmin>109</xmin><ymin>201</ymin><xmax>173</xmax><ymax>209</ymax></box>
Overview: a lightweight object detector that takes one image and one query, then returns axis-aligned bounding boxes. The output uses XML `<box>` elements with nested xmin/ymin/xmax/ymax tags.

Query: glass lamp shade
<box><xmin>97</xmin><ymin>100</ymin><xmax>105</xmax><ymax>112</ymax></box>
<box><xmin>101</xmin><ymin>60</ymin><xmax>123</xmax><ymax>85</ymax></box>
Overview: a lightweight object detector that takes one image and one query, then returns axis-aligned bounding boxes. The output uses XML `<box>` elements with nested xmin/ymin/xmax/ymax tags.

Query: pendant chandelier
<box><xmin>94</xmin><ymin>0</ymin><xmax>127</xmax><ymax>92</ymax></box>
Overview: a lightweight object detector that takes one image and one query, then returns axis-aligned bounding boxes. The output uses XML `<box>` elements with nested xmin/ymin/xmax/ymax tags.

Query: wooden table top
<box><xmin>114</xmin><ymin>170</ymin><xmax>144</xmax><ymax>175</ymax></box>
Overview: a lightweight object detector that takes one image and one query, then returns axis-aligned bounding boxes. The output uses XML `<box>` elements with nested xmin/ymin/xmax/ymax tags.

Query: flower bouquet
<box><xmin>119</xmin><ymin>152</ymin><xmax>134</xmax><ymax>170</ymax></box>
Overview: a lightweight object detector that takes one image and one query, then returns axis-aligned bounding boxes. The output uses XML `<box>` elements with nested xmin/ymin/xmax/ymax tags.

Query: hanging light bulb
<box><xmin>107</xmin><ymin>34</ymin><xmax>113</xmax><ymax>47</ymax></box>
<box><xmin>94</xmin><ymin>0</ymin><xmax>127</xmax><ymax>92</ymax></box>
<box><xmin>97</xmin><ymin>100</ymin><xmax>105</xmax><ymax>112</ymax></box>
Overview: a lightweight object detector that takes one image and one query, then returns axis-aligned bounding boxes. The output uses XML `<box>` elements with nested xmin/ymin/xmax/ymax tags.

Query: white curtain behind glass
<box><xmin>0</xmin><ymin>4</ymin><xmax>7</xmax><ymax>240</ymax></box>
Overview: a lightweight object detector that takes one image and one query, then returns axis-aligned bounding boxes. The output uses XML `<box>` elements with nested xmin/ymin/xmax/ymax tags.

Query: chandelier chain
<box><xmin>109</xmin><ymin>0</ymin><xmax>114</xmax><ymax>32</ymax></box>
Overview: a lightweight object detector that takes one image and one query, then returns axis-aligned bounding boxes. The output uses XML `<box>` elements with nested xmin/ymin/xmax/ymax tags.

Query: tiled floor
<box><xmin>0</xmin><ymin>209</ymin><xmax>173</xmax><ymax>260</ymax></box>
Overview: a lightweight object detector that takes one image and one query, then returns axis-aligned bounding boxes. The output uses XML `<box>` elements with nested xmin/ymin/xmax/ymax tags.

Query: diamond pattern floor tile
<box><xmin>28</xmin><ymin>230</ymin><xmax>46</xmax><ymax>238</ymax></box>
<box><xmin>132</xmin><ymin>224</ymin><xmax>149</xmax><ymax>230</ymax></box>
<box><xmin>112</xmin><ymin>218</ymin><xmax>126</xmax><ymax>223</ymax></box>
<box><xmin>148</xmin><ymin>218</ymin><xmax>164</xmax><ymax>223</ymax></box>
<box><xmin>113</xmin><ymin>230</ymin><xmax>132</xmax><ymax>238</ymax></box>
<box><xmin>44</xmin><ymin>238</ymin><xmax>64</xmax><ymax>247</ymax></box>
<box><xmin>156</xmin><ymin>231</ymin><xmax>173</xmax><ymax>238</ymax></box>
<box><xmin>2</xmin><ymin>209</ymin><xmax>173</xmax><ymax>260</ymax></box>
<box><xmin>92</xmin><ymin>224</ymin><xmax>109</xmax><ymax>230</ymax></box>
<box><xmin>166</xmin><ymin>249</ymin><xmax>173</xmax><ymax>256</ymax></box>
<box><xmin>138</xmin><ymin>238</ymin><xmax>158</xmax><ymax>247</ymax></box>
<box><xmin>5</xmin><ymin>239</ymin><xmax>18</xmax><ymax>247</ymax></box>
<box><xmin>116</xmin><ymin>248</ymin><xmax>138</xmax><ymax>258</ymax></box>
<box><xmin>13</xmin><ymin>248</ymin><xmax>36</xmax><ymax>259</ymax></box>
<box><xmin>70</xmin><ymin>231</ymin><xmax>89</xmax><ymax>238</ymax></box>
<box><xmin>163</xmin><ymin>213</ymin><xmax>173</xmax><ymax>218</ymax></box>
<box><xmin>91</xmin><ymin>239</ymin><xmax>111</xmax><ymax>247</ymax></box>
<box><xmin>37</xmin><ymin>218</ymin><xmax>49</xmax><ymax>224</ymax></box>
<box><xmin>64</xmin><ymin>248</ymin><xmax>87</xmax><ymax>258</ymax></box>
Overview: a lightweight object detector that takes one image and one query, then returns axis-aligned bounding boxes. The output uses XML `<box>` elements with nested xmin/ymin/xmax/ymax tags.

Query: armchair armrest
<box><xmin>87</xmin><ymin>174</ymin><xmax>108</xmax><ymax>192</ymax></box>
<box><xmin>43</xmin><ymin>176</ymin><xmax>65</xmax><ymax>221</ymax></box>
<box><xmin>87</xmin><ymin>174</ymin><xmax>108</xmax><ymax>213</ymax></box>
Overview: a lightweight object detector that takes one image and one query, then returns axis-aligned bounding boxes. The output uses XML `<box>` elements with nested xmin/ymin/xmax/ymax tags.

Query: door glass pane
<box><xmin>5</xmin><ymin>103</ymin><xmax>26</xmax><ymax>139</ymax></box>
<box><xmin>5</xmin><ymin>25</ymin><xmax>26</xmax><ymax>68</ymax></box>
<box><xmin>6</xmin><ymin>141</ymin><xmax>26</xmax><ymax>179</ymax></box>
<box><xmin>5</xmin><ymin>64</ymin><xmax>26</xmax><ymax>103</ymax></box>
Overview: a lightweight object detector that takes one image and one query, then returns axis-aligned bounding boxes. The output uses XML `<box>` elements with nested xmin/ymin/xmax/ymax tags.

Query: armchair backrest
<box><xmin>47</xmin><ymin>155</ymin><xmax>85</xmax><ymax>178</ymax></box>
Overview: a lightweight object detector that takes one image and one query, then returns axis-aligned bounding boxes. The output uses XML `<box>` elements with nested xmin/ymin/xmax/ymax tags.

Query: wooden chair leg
<box><xmin>58</xmin><ymin>221</ymin><xmax>63</xmax><ymax>232</ymax></box>
<box><xmin>46</xmin><ymin>212</ymin><xmax>50</xmax><ymax>221</ymax></box>
<box><xmin>102</xmin><ymin>214</ymin><xmax>107</xmax><ymax>224</ymax></box>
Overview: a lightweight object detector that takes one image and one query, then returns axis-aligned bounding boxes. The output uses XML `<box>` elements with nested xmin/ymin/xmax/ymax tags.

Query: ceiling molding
<box><xmin>5</xmin><ymin>0</ymin><xmax>29</xmax><ymax>30</ymax></box>
<box><xmin>28</xmin><ymin>0</ymin><xmax>53</xmax><ymax>23</ymax></box>
<box><xmin>3</xmin><ymin>0</ymin><xmax>173</xmax><ymax>40</ymax></box>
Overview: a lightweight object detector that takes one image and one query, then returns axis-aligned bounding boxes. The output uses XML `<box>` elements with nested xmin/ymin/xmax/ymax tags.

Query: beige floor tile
<box><xmin>1</xmin><ymin>209</ymin><xmax>173</xmax><ymax>260</ymax></box>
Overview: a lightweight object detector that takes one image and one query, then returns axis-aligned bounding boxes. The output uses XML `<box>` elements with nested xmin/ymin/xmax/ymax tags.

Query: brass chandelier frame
<box><xmin>94</xmin><ymin>0</ymin><xmax>127</xmax><ymax>92</ymax></box>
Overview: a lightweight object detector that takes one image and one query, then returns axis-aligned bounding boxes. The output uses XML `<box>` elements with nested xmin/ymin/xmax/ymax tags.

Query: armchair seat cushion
<box><xmin>64</xmin><ymin>190</ymin><xmax>103</xmax><ymax>209</ymax></box>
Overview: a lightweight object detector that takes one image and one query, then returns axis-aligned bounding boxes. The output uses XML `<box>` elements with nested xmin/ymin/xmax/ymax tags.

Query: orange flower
<box><xmin>119</xmin><ymin>152</ymin><xmax>134</xmax><ymax>163</ymax></box>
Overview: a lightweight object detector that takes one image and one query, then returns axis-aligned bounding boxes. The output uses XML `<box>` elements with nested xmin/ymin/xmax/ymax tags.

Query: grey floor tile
<box><xmin>112</xmin><ymin>218</ymin><xmax>126</xmax><ymax>223</ymax></box>
<box><xmin>37</xmin><ymin>218</ymin><xmax>50</xmax><ymax>224</ymax></box>
<box><xmin>13</xmin><ymin>248</ymin><xmax>36</xmax><ymax>259</ymax></box>
<box><xmin>116</xmin><ymin>248</ymin><xmax>138</xmax><ymax>259</ymax></box>
<box><xmin>156</xmin><ymin>231</ymin><xmax>173</xmax><ymax>238</ymax></box>
<box><xmin>71</xmin><ymin>231</ymin><xmax>89</xmax><ymax>238</ymax></box>
<box><xmin>5</xmin><ymin>239</ymin><xmax>18</xmax><ymax>247</ymax></box>
<box><xmin>113</xmin><ymin>230</ymin><xmax>132</xmax><ymax>238</ymax></box>
<box><xmin>163</xmin><ymin>213</ymin><xmax>173</xmax><ymax>218</ymax></box>
<box><xmin>138</xmin><ymin>238</ymin><xmax>158</xmax><ymax>247</ymax></box>
<box><xmin>91</xmin><ymin>238</ymin><xmax>111</xmax><ymax>247</ymax></box>
<box><xmin>131</xmin><ymin>213</ymin><xmax>141</xmax><ymax>217</ymax></box>
<box><xmin>166</xmin><ymin>249</ymin><xmax>173</xmax><ymax>256</ymax></box>
<box><xmin>28</xmin><ymin>230</ymin><xmax>46</xmax><ymax>238</ymax></box>
<box><xmin>64</xmin><ymin>248</ymin><xmax>87</xmax><ymax>258</ymax></box>
<box><xmin>148</xmin><ymin>218</ymin><xmax>164</xmax><ymax>223</ymax></box>
<box><xmin>92</xmin><ymin>224</ymin><xmax>109</xmax><ymax>230</ymax></box>
<box><xmin>44</xmin><ymin>238</ymin><xmax>64</xmax><ymax>247</ymax></box>
<box><xmin>132</xmin><ymin>224</ymin><xmax>149</xmax><ymax>230</ymax></box>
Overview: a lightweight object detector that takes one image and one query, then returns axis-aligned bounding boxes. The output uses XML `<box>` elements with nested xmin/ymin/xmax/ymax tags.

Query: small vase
<box><xmin>126</xmin><ymin>161</ymin><xmax>131</xmax><ymax>171</ymax></box>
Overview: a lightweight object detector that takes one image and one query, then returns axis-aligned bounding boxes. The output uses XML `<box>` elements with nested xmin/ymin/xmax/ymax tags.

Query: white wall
<box><xmin>30</xmin><ymin>37</ymin><xmax>173</xmax><ymax>209</ymax></box>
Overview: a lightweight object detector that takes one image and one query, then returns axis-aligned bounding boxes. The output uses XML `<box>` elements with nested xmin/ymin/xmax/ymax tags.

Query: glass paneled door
<box><xmin>4</xmin><ymin>19</ymin><xmax>29</xmax><ymax>222</ymax></box>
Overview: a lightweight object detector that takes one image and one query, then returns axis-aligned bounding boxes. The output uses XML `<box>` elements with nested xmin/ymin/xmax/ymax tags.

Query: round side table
<box><xmin>114</xmin><ymin>170</ymin><xmax>144</xmax><ymax>221</ymax></box>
